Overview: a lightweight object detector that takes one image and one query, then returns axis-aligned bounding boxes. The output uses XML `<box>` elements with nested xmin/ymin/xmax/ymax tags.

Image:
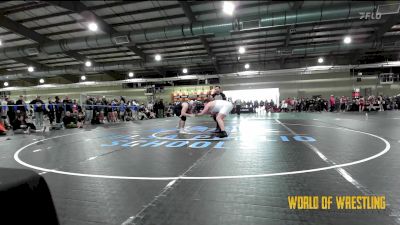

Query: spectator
<box><xmin>47</xmin><ymin>97</ymin><xmax>55</xmax><ymax>125</ymax></box>
<box><xmin>29</xmin><ymin>96</ymin><xmax>45</xmax><ymax>128</ymax></box>
<box><xmin>7</xmin><ymin>98</ymin><xmax>16</xmax><ymax>126</ymax></box>
<box><xmin>63</xmin><ymin>111</ymin><xmax>77</xmax><ymax>128</ymax></box>
<box><xmin>85</xmin><ymin>96</ymin><xmax>94</xmax><ymax>123</ymax></box>
<box><xmin>12</xmin><ymin>115</ymin><xmax>37</xmax><ymax>134</ymax></box>
<box><xmin>55</xmin><ymin>96</ymin><xmax>63</xmax><ymax>124</ymax></box>
<box><xmin>63</xmin><ymin>96</ymin><xmax>73</xmax><ymax>113</ymax></box>
<box><xmin>15</xmin><ymin>95</ymin><xmax>27</xmax><ymax>116</ymax></box>
<box><xmin>235</xmin><ymin>99</ymin><xmax>242</xmax><ymax>115</ymax></box>
<box><xmin>158</xmin><ymin>99</ymin><xmax>165</xmax><ymax>118</ymax></box>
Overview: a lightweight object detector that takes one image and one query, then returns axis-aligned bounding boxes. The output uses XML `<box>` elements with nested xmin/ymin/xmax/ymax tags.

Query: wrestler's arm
<box><xmin>196</xmin><ymin>103</ymin><xmax>211</xmax><ymax>116</ymax></box>
<box><xmin>180</xmin><ymin>103</ymin><xmax>194</xmax><ymax>117</ymax></box>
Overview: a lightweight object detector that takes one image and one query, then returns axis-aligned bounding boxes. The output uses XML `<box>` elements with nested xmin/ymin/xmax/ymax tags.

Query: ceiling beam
<box><xmin>104</xmin><ymin>70</ymin><xmax>123</xmax><ymax>80</ymax></box>
<box><xmin>45</xmin><ymin>1</ymin><xmax>160</xmax><ymax>76</ymax></box>
<box><xmin>0</xmin><ymin>13</ymin><xmax>91</xmax><ymax>81</ymax></box>
<box><xmin>12</xmin><ymin>58</ymin><xmax>78</xmax><ymax>83</ymax></box>
<box><xmin>368</xmin><ymin>14</ymin><xmax>400</xmax><ymax>42</ymax></box>
<box><xmin>0</xmin><ymin>15</ymin><xmax>50</xmax><ymax>43</ymax></box>
<box><xmin>350</xmin><ymin>14</ymin><xmax>400</xmax><ymax>64</ymax></box>
<box><xmin>179</xmin><ymin>1</ymin><xmax>220</xmax><ymax>73</ymax></box>
<box><xmin>289</xmin><ymin>1</ymin><xmax>304</xmax><ymax>10</ymax></box>
<box><xmin>280</xmin><ymin>27</ymin><xmax>292</xmax><ymax>68</ymax></box>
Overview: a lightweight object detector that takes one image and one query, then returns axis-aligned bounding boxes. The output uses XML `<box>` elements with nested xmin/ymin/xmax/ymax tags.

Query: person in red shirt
<box><xmin>329</xmin><ymin>95</ymin><xmax>335</xmax><ymax>112</ymax></box>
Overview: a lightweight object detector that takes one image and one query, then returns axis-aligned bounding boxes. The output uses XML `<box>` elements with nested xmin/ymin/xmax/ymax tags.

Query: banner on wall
<box><xmin>171</xmin><ymin>86</ymin><xmax>213</xmax><ymax>102</ymax></box>
<box><xmin>352</xmin><ymin>88</ymin><xmax>360</xmax><ymax>98</ymax></box>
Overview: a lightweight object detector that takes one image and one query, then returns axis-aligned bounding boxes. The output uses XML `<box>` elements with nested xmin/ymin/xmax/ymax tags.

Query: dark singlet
<box><xmin>174</xmin><ymin>102</ymin><xmax>190</xmax><ymax>117</ymax></box>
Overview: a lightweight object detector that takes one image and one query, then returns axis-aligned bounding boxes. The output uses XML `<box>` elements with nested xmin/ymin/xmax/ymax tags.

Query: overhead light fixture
<box><xmin>343</xmin><ymin>36</ymin><xmax>352</xmax><ymax>44</ymax></box>
<box><xmin>39</xmin><ymin>78</ymin><xmax>45</xmax><ymax>84</ymax></box>
<box><xmin>155</xmin><ymin>54</ymin><xmax>162</xmax><ymax>61</ymax></box>
<box><xmin>4</xmin><ymin>82</ymin><xmax>9</xmax><ymax>87</ymax></box>
<box><xmin>27</xmin><ymin>66</ymin><xmax>34</xmax><ymax>72</ymax></box>
<box><xmin>244</xmin><ymin>63</ymin><xmax>250</xmax><ymax>69</ymax></box>
<box><xmin>88</xmin><ymin>22</ymin><xmax>98</xmax><ymax>32</ymax></box>
<box><xmin>238</xmin><ymin>46</ymin><xmax>246</xmax><ymax>54</ymax></box>
<box><xmin>85</xmin><ymin>60</ymin><xmax>92</xmax><ymax>67</ymax></box>
<box><xmin>318</xmin><ymin>57</ymin><xmax>324</xmax><ymax>63</ymax></box>
<box><xmin>223</xmin><ymin>1</ymin><xmax>235</xmax><ymax>15</ymax></box>
<box><xmin>237</xmin><ymin>56</ymin><xmax>240</xmax><ymax>60</ymax></box>
<box><xmin>0</xmin><ymin>40</ymin><xmax>2</xmax><ymax>46</ymax></box>
<box><xmin>182</xmin><ymin>68</ymin><xmax>188</xmax><ymax>74</ymax></box>
<box><xmin>128</xmin><ymin>72</ymin><xmax>134</xmax><ymax>78</ymax></box>
<box><xmin>81</xmin><ymin>75</ymin><xmax>86</xmax><ymax>81</ymax></box>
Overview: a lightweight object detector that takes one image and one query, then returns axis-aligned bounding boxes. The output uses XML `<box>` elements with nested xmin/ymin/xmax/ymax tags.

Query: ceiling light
<box><xmin>88</xmin><ymin>22</ymin><xmax>98</xmax><ymax>32</ymax></box>
<box><xmin>27</xmin><ymin>66</ymin><xmax>34</xmax><ymax>72</ymax></box>
<box><xmin>238</xmin><ymin>46</ymin><xmax>246</xmax><ymax>54</ymax></box>
<box><xmin>244</xmin><ymin>63</ymin><xmax>250</xmax><ymax>69</ymax></box>
<box><xmin>81</xmin><ymin>75</ymin><xmax>86</xmax><ymax>81</ymax></box>
<box><xmin>182</xmin><ymin>68</ymin><xmax>188</xmax><ymax>74</ymax></box>
<box><xmin>343</xmin><ymin>36</ymin><xmax>352</xmax><ymax>44</ymax></box>
<box><xmin>85</xmin><ymin>61</ymin><xmax>92</xmax><ymax>67</ymax></box>
<box><xmin>128</xmin><ymin>72</ymin><xmax>134</xmax><ymax>77</ymax></box>
<box><xmin>0</xmin><ymin>40</ymin><xmax>2</xmax><ymax>46</ymax></box>
<box><xmin>39</xmin><ymin>78</ymin><xmax>45</xmax><ymax>84</ymax></box>
<box><xmin>318</xmin><ymin>57</ymin><xmax>324</xmax><ymax>63</ymax></box>
<box><xmin>155</xmin><ymin>54</ymin><xmax>162</xmax><ymax>61</ymax></box>
<box><xmin>223</xmin><ymin>1</ymin><xmax>235</xmax><ymax>15</ymax></box>
<box><xmin>4</xmin><ymin>82</ymin><xmax>9</xmax><ymax>87</ymax></box>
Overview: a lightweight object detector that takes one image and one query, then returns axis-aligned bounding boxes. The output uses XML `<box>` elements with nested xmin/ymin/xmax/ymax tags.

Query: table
<box><xmin>0</xmin><ymin>168</ymin><xmax>60</xmax><ymax>225</ymax></box>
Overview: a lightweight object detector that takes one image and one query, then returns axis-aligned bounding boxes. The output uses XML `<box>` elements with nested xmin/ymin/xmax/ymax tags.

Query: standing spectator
<box><xmin>158</xmin><ymin>99</ymin><xmax>165</xmax><ymax>118</ymax></box>
<box><xmin>0</xmin><ymin>97</ymin><xmax>10</xmax><ymax>128</ymax></box>
<box><xmin>340</xmin><ymin>96</ymin><xmax>346</xmax><ymax>112</ymax></box>
<box><xmin>7</xmin><ymin>98</ymin><xmax>16</xmax><ymax>126</ymax></box>
<box><xmin>63</xmin><ymin>96</ymin><xmax>73</xmax><ymax>113</ymax></box>
<box><xmin>29</xmin><ymin>96</ymin><xmax>45</xmax><ymax>128</ymax></box>
<box><xmin>378</xmin><ymin>95</ymin><xmax>384</xmax><ymax>111</ymax></box>
<box><xmin>119</xmin><ymin>101</ymin><xmax>126</xmax><ymax>121</ymax></box>
<box><xmin>329</xmin><ymin>95</ymin><xmax>335</xmax><ymax>112</ymax></box>
<box><xmin>85</xmin><ymin>96</ymin><xmax>94</xmax><ymax>123</ymax></box>
<box><xmin>359</xmin><ymin>96</ymin><xmax>365</xmax><ymax>112</ymax></box>
<box><xmin>235</xmin><ymin>99</ymin><xmax>242</xmax><ymax>115</ymax></box>
<box><xmin>15</xmin><ymin>95</ymin><xmax>27</xmax><ymax>116</ymax></box>
<box><xmin>55</xmin><ymin>96</ymin><xmax>63</xmax><ymax>124</ymax></box>
<box><xmin>47</xmin><ymin>97</ymin><xmax>55</xmax><ymax>126</ymax></box>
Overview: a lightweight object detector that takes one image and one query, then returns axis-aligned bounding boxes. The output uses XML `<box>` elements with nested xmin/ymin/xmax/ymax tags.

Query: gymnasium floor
<box><xmin>1</xmin><ymin>111</ymin><xmax>400</xmax><ymax>225</ymax></box>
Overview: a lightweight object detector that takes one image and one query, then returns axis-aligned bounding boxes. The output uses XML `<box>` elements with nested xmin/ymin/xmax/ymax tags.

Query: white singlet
<box><xmin>210</xmin><ymin>100</ymin><xmax>233</xmax><ymax>115</ymax></box>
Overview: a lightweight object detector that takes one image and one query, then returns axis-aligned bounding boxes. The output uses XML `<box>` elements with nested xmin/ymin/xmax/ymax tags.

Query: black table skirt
<box><xmin>0</xmin><ymin>168</ymin><xmax>60</xmax><ymax>225</ymax></box>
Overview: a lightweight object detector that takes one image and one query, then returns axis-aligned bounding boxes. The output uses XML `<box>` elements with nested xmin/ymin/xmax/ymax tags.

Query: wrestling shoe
<box><xmin>179</xmin><ymin>129</ymin><xmax>189</xmax><ymax>134</ymax></box>
<box><xmin>212</xmin><ymin>128</ymin><xmax>221</xmax><ymax>133</ymax></box>
<box><xmin>217</xmin><ymin>131</ymin><xmax>228</xmax><ymax>138</ymax></box>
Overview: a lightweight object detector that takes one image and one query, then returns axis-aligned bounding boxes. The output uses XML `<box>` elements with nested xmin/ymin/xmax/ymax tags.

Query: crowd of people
<box><xmin>0</xmin><ymin>95</ymin><xmax>176</xmax><ymax>135</ymax></box>
<box><xmin>1</xmin><ymin>91</ymin><xmax>400</xmax><ymax>136</ymax></box>
<box><xmin>277</xmin><ymin>94</ymin><xmax>400</xmax><ymax>113</ymax></box>
<box><xmin>230</xmin><ymin>94</ymin><xmax>400</xmax><ymax>114</ymax></box>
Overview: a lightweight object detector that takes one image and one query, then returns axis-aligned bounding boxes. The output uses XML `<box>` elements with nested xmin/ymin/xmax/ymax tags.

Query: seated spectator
<box><xmin>0</xmin><ymin>121</ymin><xmax>6</xmax><ymax>135</ymax></box>
<box><xmin>63</xmin><ymin>111</ymin><xmax>77</xmax><ymax>128</ymax></box>
<box><xmin>77</xmin><ymin>112</ymin><xmax>85</xmax><ymax>128</ymax></box>
<box><xmin>12</xmin><ymin>115</ymin><xmax>38</xmax><ymax>134</ymax></box>
<box><xmin>138</xmin><ymin>108</ymin><xmax>149</xmax><ymax>120</ymax></box>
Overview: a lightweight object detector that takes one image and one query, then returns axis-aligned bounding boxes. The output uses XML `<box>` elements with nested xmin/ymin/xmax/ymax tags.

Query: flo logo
<box><xmin>359</xmin><ymin>12</ymin><xmax>382</xmax><ymax>20</ymax></box>
<box><xmin>100</xmin><ymin>126</ymin><xmax>316</xmax><ymax>150</ymax></box>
